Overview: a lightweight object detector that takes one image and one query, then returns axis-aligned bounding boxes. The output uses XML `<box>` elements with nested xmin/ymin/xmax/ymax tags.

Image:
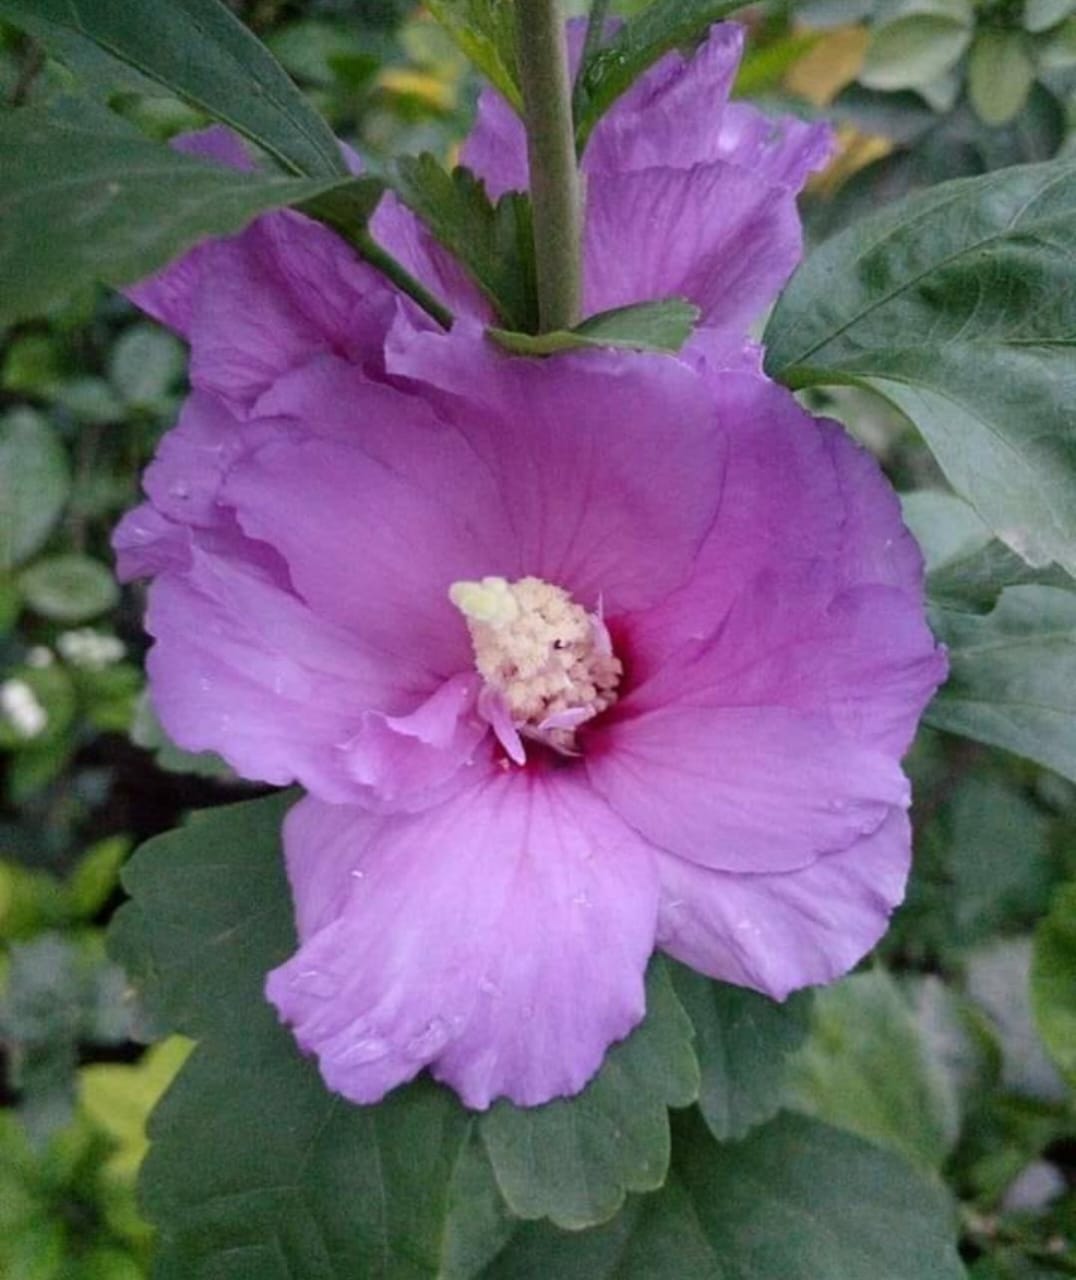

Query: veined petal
<box><xmin>266</xmin><ymin>772</ymin><xmax>659</xmax><ymax>1109</ymax></box>
<box><xmin>654</xmin><ymin>809</ymin><xmax>912</xmax><ymax>1000</ymax></box>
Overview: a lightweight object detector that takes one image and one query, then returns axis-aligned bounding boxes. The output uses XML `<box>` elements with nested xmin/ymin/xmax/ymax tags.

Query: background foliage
<box><xmin>1</xmin><ymin>1</ymin><xmax>1075</xmax><ymax>1276</ymax></box>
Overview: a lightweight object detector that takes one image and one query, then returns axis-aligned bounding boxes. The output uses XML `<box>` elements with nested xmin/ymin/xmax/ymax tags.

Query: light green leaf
<box><xmin>861</xmin><ymin>3</ymin><xmax>974</xmax><ymax>91</ymax></box>
<box><xmin>108</xmin><ymin>324</ymin><xmax>185</xmax><ymax>409</ymax></box>
<box><xmin>766</xmin><ymin>161</ymin><xmax>1076</xmax><ymax>578</ymax></box>
<box><xmin>0</xmin><ymin>0</ymin><xmax>346</xmax><ymax>177</ymax></box>
<box><xmin>669</xmin><ymin>965</ymin><xmax>810</xmax><ymax>1142</ymax></box>
<box><xmin>393</xmin><ymin>155</ymin><xmax>536</xmax><ymax>332</ymax></box>
<box><xmin>1038</xmin><ymin>17</ymin><xmax>1076</xmax><ymax>68</ymax></box>
<box><xmin>926</xmin><ymin>586</ymin><xmax>1076</xmax><ymax>781</ymax></box>
<box><xmin>424</xmin><ymin>0</ymin><xmax>522</xmax><ymax>112</ymax></box>
<box><xmin>1025</xmin><ymin>0</ymin><xmax>1076</xmax><ymax>32</ymax></box>
<box><xmin>489</xmin><ymin>299</ymin><xmax>700</xmax><ymax>357</ymax></box>
<box><xmin>0</xmin><ymin>409</ymin><xmax>69</xmax><ymax>571</ymax></box>
<box><xmin>968</xmin><ymin>31</ymin><xmax>1034</xmax><ymax>127</ymax></box>
<box><xmin>788</xmin><ymin>970</ymin><xmax>974</xmax><ymax>1169</ymax></box>
<box><xmin>902</xmin><ymin>491</ymin><xmax>1075</xmax><ymax>614</ymax></box>
<box><xmin>574</xmin><ymin>0</ymin><xmax>748</xmax><ymax>151</ymax></box>
<box><xmin>66</xmin><ymin>837</ymin><xmax>130</xmax><ymax>922</ymax></box>
<box><xmin>480</xmin><ymin>958</ymin><xmax>698</xmax><ymax>1230</ymax></box>
<box><xmin>1031</xmin><ymin>883</ymin><xmax>1076</xmax><ymax>1085</ymax></box>
<box><xmin>966</xmin><ymin>938</ymin><xmax>1068</xmax><ymax>1103</ymax></box>
<box><xmin>19</xmin><ymin>554</ymin><xmax>118</xmax><ymax>623</ymax></box>
<box><xmin>0</xmin><ymin>100</ymin><xmax>350</xmax><ymax>326</ymax></box>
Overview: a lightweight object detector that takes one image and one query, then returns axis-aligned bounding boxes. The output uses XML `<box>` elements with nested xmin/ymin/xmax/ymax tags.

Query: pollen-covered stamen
<box><xmin>449</xmin><ymin>576</ymin><xmax>622</xmax><ymax>755</ymax></box>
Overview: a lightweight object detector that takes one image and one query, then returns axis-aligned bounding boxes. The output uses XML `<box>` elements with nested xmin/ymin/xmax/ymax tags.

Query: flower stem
<box><xmin>515</xmin><ymin>0</ymin><xmax>583</xmax><ymax>332</ymax></box>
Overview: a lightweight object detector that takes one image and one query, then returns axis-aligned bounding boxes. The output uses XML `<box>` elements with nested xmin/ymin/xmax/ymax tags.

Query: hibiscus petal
<box><xmin>266</xmin><ymin>772</ymin><xmax>659</xmax><ymax>1109</ymax></box>
<box><xmin>583</xmin><ymin>161</ymin><xmax>806</xmax><ymax>330</ymax></box>
<box><xmin>144</xmin><ymin>539</ymin><xmax>424</xmax><ymax>799</ymax></box>
<box><xmin>341</xmin><ymin>673</ymin><xmax>492</xmax><ymax>812</ymax></box>
<box><xmin>586</xmin><ymin>703</ymin><xmax>908</xmax><ymax>873</ymax></box>
<box><xmin>654</xmin><ymin>808</ymin><xmax>912</xmax><ymax>1000</ymax></box>
<box><xmin>716</xmin><ymin>101</ymin><xmax>834</xmax><ymax>190</ymax></box>
<box><xmin>386</xmin><ymin>321</ymin><xmax>726</xmax><ymax>615</ymax></box>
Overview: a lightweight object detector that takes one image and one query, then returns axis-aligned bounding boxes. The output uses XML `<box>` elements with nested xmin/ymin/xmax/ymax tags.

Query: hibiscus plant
<box><xmin>2</xmin><ymin>0</ymin><xmax>1076</xmax><ymax>1277</ymax></box>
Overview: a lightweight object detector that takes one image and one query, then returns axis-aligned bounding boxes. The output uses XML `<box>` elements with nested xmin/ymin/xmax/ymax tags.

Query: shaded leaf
<box><xmin>0</xmin><ymin>0</ymin><xmax>346</xmax><ymax>177</ymax></box>
<box><xmin>480</xmin><ymin>958</ymin><xmax>698</xmax><ymax>1230</ymax></box>
<box><xmin>1031</xmin><ymin>883</ymin><xmax>1076</xmax><ymax>1085</ymax></box>
<box><xmin>860</xmin><ymin>6</ymin><xmax>973</xmax><ymax>92</ymax></box>
<box><xmin>669</xmin><ymin>965</ymin><xmax>810</xmax><ymax>1142</ymax></box>
<box><xmin>768</xmin><ymin>160</ymin><xmax>1076</xmax><ymax>577</ymax></box>
<box><xmin>968</xmin><ymin>31</ymin><xmax>1034</xmax><ymax>127</ymax></box>
<box><xmin>0</xmin><ymin>100</ymin><xmax>348</xmax><ymax>325</ymax></box>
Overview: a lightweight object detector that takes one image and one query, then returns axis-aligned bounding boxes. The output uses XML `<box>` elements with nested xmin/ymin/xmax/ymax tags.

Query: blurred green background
<box><xmin>2</xmin><ymin>2</ymin><xmax>1075</xmax><ymax>1275</ymax></box>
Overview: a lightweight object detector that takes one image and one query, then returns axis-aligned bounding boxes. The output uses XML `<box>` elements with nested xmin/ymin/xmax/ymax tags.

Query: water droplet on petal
<box><xmin>404</xmin><ymin>1017</ymin><xmax>450</xmax><ymax>1061</ymax></box>
<box><xmin>337</xmin><ymin>1036</ymin><xmax>392</xmax><ymax>1065</ymax></box>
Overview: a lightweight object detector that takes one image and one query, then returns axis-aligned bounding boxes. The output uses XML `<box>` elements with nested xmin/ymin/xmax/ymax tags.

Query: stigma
<box><xmin>449</xmin><ymin>575</ymin><xmax>622</xmax><ymax>756</ymax></box>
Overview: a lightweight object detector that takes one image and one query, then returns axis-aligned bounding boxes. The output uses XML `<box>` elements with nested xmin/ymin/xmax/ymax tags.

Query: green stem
<box><xmin>515</xmin><ymin>0</ymin><xmax>583</xmax><ymax>332</ymax></box>
<box><xmin>353</xmin><ymin>230</ymin><xmax>454</xmax><ymax>330</ymax></box>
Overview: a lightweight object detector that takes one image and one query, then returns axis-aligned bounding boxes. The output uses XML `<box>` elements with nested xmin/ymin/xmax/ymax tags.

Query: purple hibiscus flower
<box><xmin>115</xmin><ymin>23</ymin><xmax>947</xmax><ymax>1109</ymax></box>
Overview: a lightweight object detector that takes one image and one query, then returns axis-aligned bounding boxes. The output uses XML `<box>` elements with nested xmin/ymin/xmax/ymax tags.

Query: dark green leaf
<box><xmin>767</xmin><ymin>161</ymin><xmax>1076</xmax><ymax>577</ymax></box>
<box><xmin>669</xmin><ymin>965</ymin><xmax>810</xmax><ymax>1143</ymax></box>
<box><xmin>0</xmin><ymin>409</ymin><xmax>69</xmax><ymax>571</ymax></box>
<box><xmin>1031</xmin><ymin>883</ymin><xmax>1076</xmax><ymax>1085</ymax></box>
<box><xmin>926</xmin><ymin>587</ymin><xmax>1076</xmax><ymax>782</ymax></box>
<box><xmin>489</xmin><ymin>299</ymin><xmax>700</xmax><ymax>357</ymax></box>
<box><xmin>903</xmin><ymin>491</ymin><xmax>1075</xmax><ymax>613</ymax></box>
<box><xmin>0</xmin><ymin>100</ymin><xmax>346</xmax><ymax>325</ymax></box>
<box><xmin>109</xmin><ymin>794</ymin><xmax>478</xmax><ymax>1279</ymax></box>
<box><xmin>480</xmin><ymin>1180</ymin><xmax>718</xmax><ymax>1279</ymax></box>
<box><xmin>671</xmin><ymin>1109</ymin><xmax>967</xmax><ymax>1280</ymax></box>
<box><xmin>574</xmin><ymin>0</ymin><xmax>747</xmax><ymax>151</ymax></box>
<box><xmin>393</xmin><ymin>155</ymin><xmax>536</xmax><ymax>332</ymax></box>
<box><xmin>424</xmin><ymin>0</ymin><xmax>521</xmax><ymax>112</ymax></box>
<box><xmin>0</xmin><ymin>0</ymin><xmax>346</xmax><ymax>177</ymax></box>
<box><xmin>480</xmin><ymin>958</ymin><xmax>698</xmax><ymax>1230</ymax></box>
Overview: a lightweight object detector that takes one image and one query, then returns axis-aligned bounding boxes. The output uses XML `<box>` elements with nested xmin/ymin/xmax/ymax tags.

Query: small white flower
<box><xmin>57</xmin><ymin>628</ymin><xmax>126</xmax><ymax>671</ymax></box>
<box><xmin>0</xmin><ymin>679</ymin><xmax>48</xmax><ymax>739</ymax></box>
<box><xmin>25</xmin><ymin>646</ymin><xmax>55</xmax><ymax>668</ymax></box>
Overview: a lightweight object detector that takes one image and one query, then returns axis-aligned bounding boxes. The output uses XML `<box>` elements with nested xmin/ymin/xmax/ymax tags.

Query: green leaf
<box><xmin>902</xmin><ymin>491</ymin><xmax>1075</xmax><ymax>614</ymax></box>
<box><xmin>0</xmin><ymin>409</ymin><xmax>69</xmax><ymax>571</ymax></box>
<box><xmin>1031</xmin><ymin>883</ymin><xmax>1076</xmax><ymax>1085</ymax></box>
<box><xmin>490</xmin><ymin>1106</ymin><xmax>970</xmax><ymax>1280</ymax></box>
<box><xmin>66</xmin><ymin>836</ymin><xmax>130</xmax><ymax>921</ymax></box>
<box><xmin>860</xmin><ymin>2</ymin><xmax>974</xmax><ymax>92</ymax></box>
<box><xmin>787</xmin><ymin>970</ymin><xmax>970</xmax><ymax>1170</ymax></box>
<box><xmin>766</xmin><ymin>161</ymin><xmax>1076</xmax><ymax>578</ymax></box>
<box><xmin>926</xmin><ymin>587</ymin><xmax>1076</xmax><ymax>782</ymax></box>
<box><xmin>480</xmin><ymin>957</ymin><xmax>698</xmax><ymax>1230</ymax></box>
<box><xmin>0</xmin><ymin>99</ymin><xmax>352</xmax><ymax>325</ymax></box>
<box><xmin>489</xmin><ymin>299</ymin><xmax>700</xmax><ymax>357</ymax></box>
<box><xmin>966</xmin><ymin>938</ymin><xmax>1067</xmax><ymax>1103</ymax></box>
<box><xmin>668</xmin><ymin>965</ymin><xmax>810</xmax><ymax>1143</ymax></box>
<box><xmin>968</xmin><ymin>31</ymin><xmax>1034</xmax><ymax>127</ymax></box>
<box><xmin>392</xmin><ymin>155</ymin><xmax>536</xmax><ymax>332</ymax></box>
<box><xmin>574</xmin><ymin>0</ymin><xmax>748</xmax><ymax>151</ymax></box>
<box><xmin>1025</xmin><ymin>0</ymin><xmax>1076</xmax><ymax>32</ymax></box>
<box><xmin>0</xmin><ymin>0</ymin><xmax>347</xmax><ymax>178</ymax></box>
<box><xmin>109</xmin><ymin>794</ymin><xmax>477</xmax><ymax>1278</ymax></box>
<box><xmin>424</xmin><ymin>0</ymin><xmax>522</xmax><ymax>113</ymax></box>
<box><xmin>107</xmin><ymin>324</ymin><xmax>185</xmax><ymax>409</ymax></box>
<box><xmin>19</xmin><ymin>554</ymin><xmax>118</xmax><ymax>623</ymax></box>
<box><xmin>670</xmin><ymin>1109</ymin><xmax>967</xmax><ymax>1280</ymax></box>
